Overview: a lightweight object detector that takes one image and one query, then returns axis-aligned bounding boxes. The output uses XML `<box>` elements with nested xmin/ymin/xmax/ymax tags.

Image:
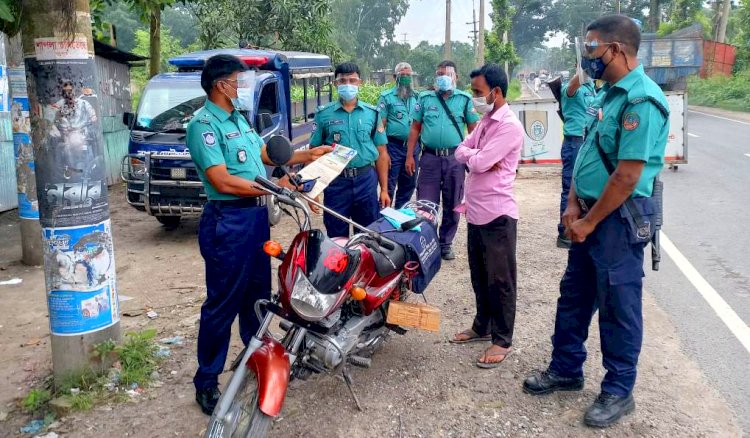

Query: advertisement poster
<box><xmin>26</xmin><ymin>37</ymin><xmax>108</xmax><ymax>227</ymax></box>
<box><xmin>43</xmin><ymin>220</ymin><xmax>119</xmax><ymax>335</ymax></box>
<box><xmin>10</xmin><ymin>67</ymin><xmax>38</xmax><ymax>219</ymax></box>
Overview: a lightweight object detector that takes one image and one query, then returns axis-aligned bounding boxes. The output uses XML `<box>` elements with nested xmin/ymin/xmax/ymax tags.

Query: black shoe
<box><xmin>523</xmin><ymin>369</ymin><xmax>584</xmax><ymax>395</ymax></box>
<box><xmin>441</xmin><ymin>247</ymin><xmax>456</xmax><ymax>260</ymax></box>
<box><xmin>584</xmin><ymin>392</ymin><xmax>635</xmax><ymax>428</ymax></box>
<box><xmin>556</xmin><ymin>235</ymin><xmax>572</xmax><ymax>248</ymax></box>
<box><xmin>196</xmin><ymin>387</ymin><xmax>221</xmax><ymax>415</ymax></box>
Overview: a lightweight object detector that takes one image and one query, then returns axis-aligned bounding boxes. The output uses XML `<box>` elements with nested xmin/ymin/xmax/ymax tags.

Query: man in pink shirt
<box><xmin>451</xmin><ymin>63</ymin><xmax>524</xmax><ymax>368</ymax></box>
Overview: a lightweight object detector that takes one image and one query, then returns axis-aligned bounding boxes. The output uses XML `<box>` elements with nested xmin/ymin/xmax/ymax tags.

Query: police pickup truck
<box><xmin>121</xmin><ymin>49</ymin><xmax>333</xmax><ymax>227</ymax></box>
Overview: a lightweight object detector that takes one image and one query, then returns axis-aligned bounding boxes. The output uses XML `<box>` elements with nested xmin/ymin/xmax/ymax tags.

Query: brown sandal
<box><xmin>476</xmin><ymin>346</ymin><xmax>512</xmax><ymax>369</ymax></box>
<box><xmin>449</xmin><ymin>329</ymin><xmax>491</xmax><ymax>344</ymax></box>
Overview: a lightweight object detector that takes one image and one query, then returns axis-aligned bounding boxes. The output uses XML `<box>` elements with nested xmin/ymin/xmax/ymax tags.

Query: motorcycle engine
<box><xmin>304</xmin><ymin>308</ymin><xmax>386</xmax><ymax>370</ymax></box>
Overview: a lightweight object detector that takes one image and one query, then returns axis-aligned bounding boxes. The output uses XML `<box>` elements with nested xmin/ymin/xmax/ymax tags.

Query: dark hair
<box><xmin>200</xmin><ymin>54</ymin><xmax>247</xmax><ymax>95</ymax></box>
<box><xmin>437</xmin><ymin>60</ymin><xmax>457</xmax><ymax>70</ymax></box>
<box><xmin>586</xmin><ymin>14</ymin><xmax>641</xmax><ymax>55</ymax></box>
<box><xmin>335</xmin><ymin>62</ymin><xmax>360</xmax><ymax>78</ymax></box>
<box><xmin>470</xmin><ymin>63</ymin><xmax>509</xmax><ymax>97</ymax></box>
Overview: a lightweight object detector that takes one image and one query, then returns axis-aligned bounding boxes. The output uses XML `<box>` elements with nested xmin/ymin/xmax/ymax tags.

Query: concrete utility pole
<box><xmin>477</xmin><ymin>0</ymin><xmax>485</xmax><ymax>66</ymax></box>
<box><xmin>503</xmin><ymin>31</ymin><xmax>509</xmax><ymax>74</ymax></box>
<box><xmin>21</xmin><ymin>0</ymin><xmax>121</xmax><ymax>382</ymax></box>
<box><xmin>468</xmin><ymin>2</ymin><xmax>478</xmax><ymax>56</ymax></box>
<box><xmin>717</xmin><ymin>0</ymin><xmax>732</xmax><ymax>43</ymax></box>
<box><xmin>616</xmin><ymin>0</ymin><xmax>622</xmax><ymax>14</ymax></box>
<box><xmin>5</xmin><ymin>34</ymin><xmax>43</xmax><ymax>265</ymax></box>
<box><xmin>444</xmin><ymin>0</ymin><xmax>452</xmax><ymax>60</ymax></box>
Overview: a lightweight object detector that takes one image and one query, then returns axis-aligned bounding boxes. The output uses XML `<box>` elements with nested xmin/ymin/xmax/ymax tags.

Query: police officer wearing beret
<box><xmin>310</xmin><ymin>62</ymin><xmax>391</xmax><ymax>237</ymax></box>
<box><xmin>186</xmin><ymin>54</ymin><xmax>330</xmax><ymax>415</ymax></box>
<box><xmin>405</xmin><ymin>60</ymin><xmax>480</xmax><ymax>260</ymax></box>
<box><xmin>524</xmin><ymin>15</ymin><xmax>670</xmax><ymax>428</ymax></box>
<box><xmin>377</xmin><ymin>62</ymin><xmax>420</xmax><ymax>209</ymax></box>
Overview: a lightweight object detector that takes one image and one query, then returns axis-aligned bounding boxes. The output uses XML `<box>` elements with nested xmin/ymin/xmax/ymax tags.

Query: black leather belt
<box><xmin>423</xmin><ymin>147</ymin><xmax>456</xmax><ymax>157</ymax></box>
<box><xmin>341</xmin><ymin>165</ymin><xmax>374</xmax><ymax>178</ymax></box>
<box><xmin>211</xmin><ymin>197</ymin><xmax>267</xmax><ymax>208</ymax></box>
<box><xmin>387</xmin><ymin>136</ymin><xmax>407</xmax><ymax>145</ymax></box>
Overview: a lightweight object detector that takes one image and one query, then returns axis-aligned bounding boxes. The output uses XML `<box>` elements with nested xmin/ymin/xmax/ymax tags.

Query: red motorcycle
<box><xmin>205</xmin><ymin>139</ymin><xmax>442</xmax><ymax>438</ymax></box>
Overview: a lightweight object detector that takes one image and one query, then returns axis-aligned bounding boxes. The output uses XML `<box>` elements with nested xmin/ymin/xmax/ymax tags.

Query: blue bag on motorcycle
<box><xmin>367</xmin><ymin>218</ymin><xmax>441</xmax><ymax>294</ymax></box>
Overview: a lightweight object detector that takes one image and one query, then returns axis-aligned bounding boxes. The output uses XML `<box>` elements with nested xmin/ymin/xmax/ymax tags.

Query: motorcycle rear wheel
<box><xmin>205</xmin><ymin>372</ymin><xmax>272</xmax><ymax>438</ymax></box>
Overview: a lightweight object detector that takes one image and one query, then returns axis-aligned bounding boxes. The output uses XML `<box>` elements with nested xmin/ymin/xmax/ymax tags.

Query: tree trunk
<box><xmin>20</xmin><ymin>0</ymin><xmax>121</xmax><ymax>383</ymax></box>
<box><xmin>149</xmin><ymin>7</ymin><xmax>161</xmax><ymax>79</ymax></box>
<box><xmin>717</xmin><ymin>0</ymin><xmax>732</xmax><ymax>43</ymax></box>
<box><xmin>649</xmin><ymin>0</ymin><xmax>661</xmax><ymax>32</ymax></box>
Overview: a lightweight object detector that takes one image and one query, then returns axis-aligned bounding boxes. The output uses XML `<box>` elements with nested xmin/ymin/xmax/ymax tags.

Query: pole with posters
<box><xmin>21</xmin><ymin>0</ymin><xmax>121</xmax><ymax>380</ymax></box>
<box><xmin>5</xmin><ymin>33</ymin><xmax>44</xmax><ymax>265</ymax></box>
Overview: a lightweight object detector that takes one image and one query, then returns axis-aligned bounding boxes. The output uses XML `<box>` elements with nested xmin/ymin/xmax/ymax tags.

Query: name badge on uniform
<box><xmin>226</xmin><ymin>131</ymin><xmax>241</xmax><ymax>139</ymax></box>
<box><xmin>427</xmin><ymin>105</ymin><xmax>439</xmax><ymax>112</ymax></box>
<box><xmin>328</xmin><ymin>120</ymin><xmax>344</xmax><ymax>126</ymax></box>
<box><xmin>333</xmin><ymin>132</ymin><xmax>341</xmax><ymax>143</ymax></box>
<box><xmin>237</xmin><ymin>149</ymin><xmax>247</xmax><ymax>163</ymax></box>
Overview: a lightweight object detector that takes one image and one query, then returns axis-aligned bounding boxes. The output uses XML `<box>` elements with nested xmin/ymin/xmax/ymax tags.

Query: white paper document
<box><xmin>296</xmin><ymin>145</ymin><xmax>357</xmax><ymax>199</ymax></box>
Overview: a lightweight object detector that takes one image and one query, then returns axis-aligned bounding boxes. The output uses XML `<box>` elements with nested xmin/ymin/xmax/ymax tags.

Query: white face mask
<box><xmin>472</xmin><ymin>90</ymin><xmax>495</xmax><ymax>114</ymax></box>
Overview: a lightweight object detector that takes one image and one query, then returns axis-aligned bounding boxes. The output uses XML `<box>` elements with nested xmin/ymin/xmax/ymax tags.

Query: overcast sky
<box><xmin>395</xmin><ymin>0</ymin><xmax>566</xmax><ymax>48</ymax></box>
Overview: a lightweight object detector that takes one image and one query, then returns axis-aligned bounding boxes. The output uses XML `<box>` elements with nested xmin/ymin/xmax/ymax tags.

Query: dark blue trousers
<box><xmin>386</xmin><ymin>139</ymin><xmax>419</xmax><ymax>209</ymax></box>
<box><xmin>417</xmin><ymin>152</ymin><xmax>464</xmax><ymax>250</ymax></box>
<box><xmin>194</xmin><ymin>201</ymin><xmax>271</xmax><ymax>391</ymax></box>
<box><xmin>558</xmin><ymin>135</ymin><xmax>584</xmax><ymax>237</ymax></box>
<box><xmin>550</xmin><ymin>199</ymin><xmax>654</xmax><ymax>397</ymax></box>
<box><xmin>323</xmin><ymin>167</ymin><xmax>379</xmax><ymax>238</ymax></box>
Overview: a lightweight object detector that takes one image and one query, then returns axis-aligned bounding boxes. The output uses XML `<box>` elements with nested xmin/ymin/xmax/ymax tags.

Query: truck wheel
<box><xmin>156</xmin><ymin>216</ymin><xmax>181</xmax><ymax>229</ymax></box>
<box><xmin>268</xmin><ymin>196</ymin><xmax>282</xmax><ymax>226</ymax></box>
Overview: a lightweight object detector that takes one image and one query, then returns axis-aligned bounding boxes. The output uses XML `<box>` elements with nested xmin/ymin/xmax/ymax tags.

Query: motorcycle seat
<box><xmin>368</xmin><ymin>238</ymin><xmax>406</xmax><ymax>278</ymax></box>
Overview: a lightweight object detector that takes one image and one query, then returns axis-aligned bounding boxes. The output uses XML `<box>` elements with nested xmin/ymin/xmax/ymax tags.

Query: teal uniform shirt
<box><xmin>413</xmin><ymin>90</ymin><xmax>481</xmax><ymax>149</ymax></box>
<box><xmin>376</xmin><ymin>87</ymin><xmax>419</xmax><ymax>141</ymax></box>
<box><xmin>561</xmin><ymin>81</ymin><xmax>597</xmax><ymax>137</ymax></box>
<box><xmin>309</xmin><ymin>99</ymin><xmax>387</xmax><ymax>168</ymax></box>
<box><xmin>573</xmin><ymin>65</ymin><xmax>670</xmax><ymax>200</ymax></box>
<box><xmin>186</xmin><ymin>100</ymin><xmax>266</xmax><ymax>201</ymax></box>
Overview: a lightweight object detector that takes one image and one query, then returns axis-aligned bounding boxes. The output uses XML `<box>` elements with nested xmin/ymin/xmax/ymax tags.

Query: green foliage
<box><xmin>734</xmin><ymin>0</ymin><xmax>750</xmax><ymax>71</ymax></box>
<box><xmin>116</xmin><ymin>329</ymin><xmax>160</xmax><ymax>386</ymax></box>
<box><xmin>507</xmin><ymin>79</ymin><xmax>522</xmax><ymax>102</ymax></box>
<box><xmin>0</xmin><ymin>0</ymin><xmax>21</xmax><ymax>36</ymax></box>
<box><xmin>57</xmin><ymin>368</ymin><xmax>101</xmax><ymax>394</ymax></box>
<box><xmin>68</xmin><ymin>393</ymin><xmax>94</xmax><ymax>411</ymax></box>
<box><xmin>488</xmin><ymin>0</ymin><xmax>520</xmax><ymax>70</ymax></box>
<box><xmin>22</xmin><ymin>388</ymin><xmax>52</xmax><ymax>414</ymax></box>
<box><xmin>332</xmin><ymin>0</ymin><xmax>409</xmax><ymax>64</ymax></box>
<box><xmin>687</xmin><ymin>71</ymin><xmax>750</xmax><ymax>113</ymax></box>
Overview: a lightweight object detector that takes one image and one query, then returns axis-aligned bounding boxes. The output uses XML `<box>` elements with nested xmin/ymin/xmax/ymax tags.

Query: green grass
<box><xmin>21</xmin><ymin>389</ymin><xmax>52</xmax><ymax>414</ymax></box>
<box><xmin>687</xmin><ymin>71</ymin><xmax>750</xmax><ymax>113</ymax></box>
<box><xmin>116</xmin><ymin>329</ymin><xmax>160</xmax><ymax>386</ymax></box>
<box><xmin>507</xmin><ymin>79</ymin><xmax>521</xmax><ymax>102</ymax></box>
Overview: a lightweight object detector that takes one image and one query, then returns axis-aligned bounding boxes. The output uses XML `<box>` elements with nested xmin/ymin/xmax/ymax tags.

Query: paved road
<box><xmin>645</xmin><ymin>109</ymin><xmax>750</xmax><ymax>433</ymax></box>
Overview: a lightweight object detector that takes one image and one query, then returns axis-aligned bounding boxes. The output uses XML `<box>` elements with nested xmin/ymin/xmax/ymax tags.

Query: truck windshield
<box><xmin>136</xmin><ymin>81</ymin><xmax>206</xmax><ymax>132</ymax></box>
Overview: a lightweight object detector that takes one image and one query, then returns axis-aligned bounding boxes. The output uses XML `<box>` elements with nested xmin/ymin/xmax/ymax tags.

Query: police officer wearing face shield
<box><xmin>310</xmin><ymin>62</ymin><xmax>391</xmax><ymax>238</ymax></box>
<box><xmin>523</xmin><ymin>16</ymin><xmax>670</xmax><ymax>428</ymax></box>
<box><xmin>405</xmin><ymin>60</ymin><xmax>480</xmax><ymax>260</ymax></box>
<box><xmin>377</xmin><ymin>62</ymin><xmax>420</xmax><ymax>209</ymax></box>
<box><xmin>186</xmin><ymin>54</ymin><xmax>331</xmax><ymax>415</ymax></box>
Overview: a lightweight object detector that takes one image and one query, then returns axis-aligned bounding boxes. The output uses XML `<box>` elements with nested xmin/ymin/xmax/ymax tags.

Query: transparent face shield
<box><xmin>434</xmin><ymin>65</ymin><xmax>456</xmax><ymax>90</ymax></box>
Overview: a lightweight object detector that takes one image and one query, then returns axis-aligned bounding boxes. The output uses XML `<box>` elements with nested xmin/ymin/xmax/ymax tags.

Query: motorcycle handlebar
<box><xmin>254</xmin><ymin>175</ymin><xmax>286</xmax><ymax>196</ymax></box>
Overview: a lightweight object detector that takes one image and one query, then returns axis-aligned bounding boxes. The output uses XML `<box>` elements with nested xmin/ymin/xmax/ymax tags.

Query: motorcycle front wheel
<box><xmin>205</xmin><ymin>372</ymin><xmax>272</xmax><ymax>438</ymax></box>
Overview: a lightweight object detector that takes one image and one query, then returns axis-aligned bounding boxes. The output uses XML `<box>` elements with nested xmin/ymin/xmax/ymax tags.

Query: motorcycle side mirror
<box><xmin>256</xmin><ymin>112</ymin><xmax>273</xmax><ymax>132</ymax></box>
<box><xmin>266</xmin><ymin>135</ymin><xmax>293</xmax><ymax>166</ymax></box>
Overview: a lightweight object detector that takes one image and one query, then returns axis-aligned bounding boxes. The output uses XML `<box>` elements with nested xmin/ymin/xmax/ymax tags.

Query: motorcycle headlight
<box><xmin>290</xmin><ymin>270</ymin><xmax>345</xmax><ymax>321</ymax></box>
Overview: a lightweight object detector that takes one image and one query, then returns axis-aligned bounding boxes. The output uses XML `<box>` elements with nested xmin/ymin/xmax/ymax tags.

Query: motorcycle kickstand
<box><xmin>341</xmin><ymin>366</ymin><xmax>363</xmax><ymax>412</ymax></box>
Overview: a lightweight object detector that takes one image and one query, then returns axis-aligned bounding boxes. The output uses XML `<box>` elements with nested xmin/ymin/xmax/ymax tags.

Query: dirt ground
<box><xmin>0</xmin><ymin>170</ymin><xmax>742</xmax><ymax>438</ymax></box>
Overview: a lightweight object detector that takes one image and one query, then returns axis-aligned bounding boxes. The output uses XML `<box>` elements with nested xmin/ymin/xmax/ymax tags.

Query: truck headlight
<box><xmin>130</xmin><ymin>157</ymin><xmax>146</xmax><ymax>179</ymax></box>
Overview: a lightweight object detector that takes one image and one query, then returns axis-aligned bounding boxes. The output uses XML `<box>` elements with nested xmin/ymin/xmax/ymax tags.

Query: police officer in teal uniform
<box><xmin>405</xmin><ymin>60</ymin><xmax>480</xmax><ymax>260</ymax></box>
<box><xmin>524</xmin><ymin>16</ymin><xmax>670</xmax><ymax>428</ymax></box>
<box><xmin>557</xmin><ymin>71</ymin><xmax>597</xmax><ymax>248</ymax></box>
<box><xmin>377</xmin><ymin>62</ymin><xmax>420</xmax><ymax>209</ymax></box>
<box><xmin>186</xmin><ymin>54</ymin><xmax>330</xmax><ymax>415</ymax></box>
<box><xmin>310</xmin><ymin>62</ymin><xmax>390</xmax><ymax>238</ymax></box>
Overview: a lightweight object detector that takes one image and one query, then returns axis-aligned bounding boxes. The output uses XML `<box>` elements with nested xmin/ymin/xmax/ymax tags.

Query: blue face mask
<box><xmin>236</xmin><ymin>88</ymin><xmax>254</xmax><ymax>111</ymax></box>
<box><xmin>337</xmin><ymin>84</ymin><xmax>358</xmax><ymax>102</ymax></box>
<box><xmin>435</xmin><ymin>75</ymin><xmax>454</xmax><ymax>91</ymax></box>
<box><xmin>581</xmin><ymin>46</ymin><xmax>612</xmax><ymax>80</ymax></box>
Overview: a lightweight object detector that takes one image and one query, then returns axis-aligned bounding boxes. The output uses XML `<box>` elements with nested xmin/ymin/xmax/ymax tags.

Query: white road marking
<box><xmin>688</xmin><ymin>133</ymin><xmax>699</xmax><ymax>138</ymax></box>
<box><xmin>745</xmin><ymin>154</ymin><xmax>750</xmax><ymax>158</ymax></box>
<box><xmin>661</xmin><ymin>232</ymin><xmax>750</xmax><ymax>355</ymax></box>
<box><xmin>688</xmin><ymin>110</ymin><xmax>750</xmax><ymax>126</ymax></box>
